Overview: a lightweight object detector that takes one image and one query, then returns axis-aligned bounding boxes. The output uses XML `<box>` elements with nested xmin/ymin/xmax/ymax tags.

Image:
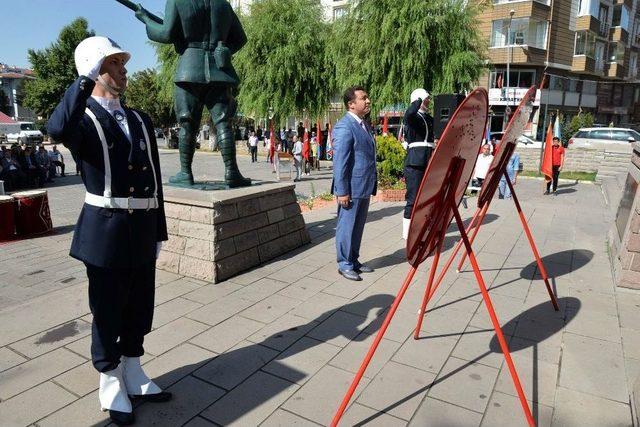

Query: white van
<box><xmin>1</xmin><ymin>122</ymin><xmax>44</xmax><ymax>145</ymax></box>
<box><xmin>568</xmin><ymin>127</ymin><xmax>640</xmax><ymax>152</ymax></box>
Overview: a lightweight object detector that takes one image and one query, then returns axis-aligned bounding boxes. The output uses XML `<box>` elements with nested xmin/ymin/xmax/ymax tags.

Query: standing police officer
<box><xmin>402</xmin><ymin>88</ymin><xmax>435</xmax><ymax>239</ymax></box>
<box><xmin>47</xmin><ymin>36</ymin><xmax>170</xmax><ymax>425</ymax></box>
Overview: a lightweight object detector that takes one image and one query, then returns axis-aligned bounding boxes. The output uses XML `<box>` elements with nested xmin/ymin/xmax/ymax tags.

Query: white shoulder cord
<box><xmin>85</xmin><ymin>108</ymin><xmax>112</xmax><ymax>199</ymax></box>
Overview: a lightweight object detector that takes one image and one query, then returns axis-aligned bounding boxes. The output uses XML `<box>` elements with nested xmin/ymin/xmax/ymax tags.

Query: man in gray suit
<box><xmin>331</xmin><ymin>86</ymin><xmax>377</xmax><ymax>281</ymax></box>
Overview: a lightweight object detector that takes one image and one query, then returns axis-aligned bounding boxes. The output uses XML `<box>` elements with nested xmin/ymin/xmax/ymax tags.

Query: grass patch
<box><xmin>519</xmin><ymin>170</ymin><xmax>597</xmax><ymax>181</ymax></box>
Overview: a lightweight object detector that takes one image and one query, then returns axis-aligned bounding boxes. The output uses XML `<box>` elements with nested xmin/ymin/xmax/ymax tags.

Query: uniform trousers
<box><xmin>336</xmin><ymin>197</ymin><xmax>370</xmax><ymax>271</ymax></box>
<box><xmin>86</xmin><ymin>262</ymin><xmax>156</xmax><ymax>373</ymax></box>
<box><xmin>404</xmin><ymin>165</ymin><xmax>426</xmax><ymax>219</ymax></box>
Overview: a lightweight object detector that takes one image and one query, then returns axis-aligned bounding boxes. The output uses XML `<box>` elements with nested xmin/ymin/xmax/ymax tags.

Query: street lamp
<box><xmin>505</xmin><ymin>9</ymin><xmax>515</xmax><ymax>129</ymax></box>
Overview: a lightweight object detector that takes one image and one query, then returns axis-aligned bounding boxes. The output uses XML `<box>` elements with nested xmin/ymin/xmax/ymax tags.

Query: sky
<box><xmin>2</xmin><ymin>0</ymin><xmax>169</xmax><ymax>73</ymax></box>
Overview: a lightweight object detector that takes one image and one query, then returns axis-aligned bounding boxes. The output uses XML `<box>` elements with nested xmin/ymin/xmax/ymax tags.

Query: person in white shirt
<box><xmin>472</xmin><ymin>143</ymin><xmax>494</xmax><ymax>187</ymax></box>
<box><xmin>292</xmin><ymin>135</ymin><xmax>302</xmax><ymax>182</ymax></box>
<box><xmin>248</xmin><ymin>132</ymin><xmax>258</xmax><ymax>162</ymax></box>
<box><xmin>48</xmin><ymin>145</ymin><xmax>66</xmax><ymax>177</ymax></box>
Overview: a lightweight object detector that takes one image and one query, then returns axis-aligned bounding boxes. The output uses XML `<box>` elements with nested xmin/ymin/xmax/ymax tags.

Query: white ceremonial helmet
<box><xmin>410</xmin><ymin>88</ymin><xmax>430</xmax><ymax>103</ymax></box>
<box><xmin>74</xmin><ymin>36</ymin><xmax>131</xmax><ymax>77</ymax></box>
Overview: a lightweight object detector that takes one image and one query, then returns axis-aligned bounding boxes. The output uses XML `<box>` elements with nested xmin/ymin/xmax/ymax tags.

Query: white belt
<box><xmin>85</xmin><ymin>192</ymin><xmax>158</xmax><ymax>210</ymax></box>
<box><xmin>408</xmin><ymin>142</ymin><xmax>436</xmax><ymax>148</ymax></box>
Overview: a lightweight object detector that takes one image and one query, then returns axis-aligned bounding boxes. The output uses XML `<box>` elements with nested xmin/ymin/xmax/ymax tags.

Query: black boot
<box><xmin>219</xmin><ymin>127</ymin><xmax>251</xmax><ymax>188</ymax></box>
<box><xmin>109</xmin><ymin>410</ymin><xmax>135</xmax><ymax>426</ymax></box>
<box><xmin>169</xmin><ymin>125</ymin><xmax>196</xmax><ymax>186</ymax></box>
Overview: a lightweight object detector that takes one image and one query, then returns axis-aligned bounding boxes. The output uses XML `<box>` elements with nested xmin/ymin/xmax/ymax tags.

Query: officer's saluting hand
<box><xmin>47</xmin><ymin>36</ymin><xmax>170</xmax><ymax>426</ymax></box>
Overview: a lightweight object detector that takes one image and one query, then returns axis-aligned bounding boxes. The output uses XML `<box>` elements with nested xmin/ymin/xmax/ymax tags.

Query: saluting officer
<box><xmin>47</xmin><ymin>36</ymin><xmax>170</xmax><ymax>426</ymax></box>
<box><xmin>402</xmin><ymin>88</ymin><xmax>435</xmax><ymax>239</ymax></box>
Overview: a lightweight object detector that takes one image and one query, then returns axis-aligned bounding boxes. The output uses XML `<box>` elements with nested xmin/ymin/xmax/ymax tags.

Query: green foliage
<box><xmin>564</xmin><ymin>112</ymin><xmax>595</xmax><ymax>145</ymax></box>
<box><xmin>376</xmin><ymin>134</ymin><xmax>405</xmax><ymax>188</ymax></box>
<box><xmin>234</xmin><ymin>0</ymin><xmax>335</xmax><ymax>120</ymax></box>
<box><xmin>23</xmin><ymin>18</ymin><xmax>95</xmax><ymax>118</ymax></box>
<box><xmin>318</xmin><ymin>191</ymin><xmax>334</xmax><ymax>201</ymax></box>
<box><xmin>124</xmin><ymin>68</ymin><xmax>175</xmax><ymax>128</ymax></box>
<box><xmin>328</xmin><ymin>0</ymin><xmax>487</xmax><ymax>114</ymax></box>
<box><xmin>519</xmin><ymin>170</ymin><xmax>597</xmax><ymax>181</ymax></box>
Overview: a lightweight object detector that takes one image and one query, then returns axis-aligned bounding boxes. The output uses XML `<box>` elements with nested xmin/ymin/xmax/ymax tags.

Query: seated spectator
<box><xmin>36</xmin><ymin>145</ymin><xmax>54</xmax><ymax>183</ymax></box>
<box><xmin>472</xmin><ymin>143</ymin><xmax>494</xmax><ymax>188</ymax></box>
<box><xmin>1</xmin><ymin>147</ymin><xmax>25</xmax><ymax>190</ymax></box>
<box><xmin>48</xmin><ymin>144</ymin><xmax>66</xmax><ymax>177</ymax></box>
<box><xmin>20</xmin><ymin>146</ymin><xmax>46</xmax><ymax>188</ymax></box>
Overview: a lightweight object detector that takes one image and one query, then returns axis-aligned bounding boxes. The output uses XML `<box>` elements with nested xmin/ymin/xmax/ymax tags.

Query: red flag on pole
<box><xmin>540</xmin><ymin>121</ymin><xmax>554</xmax><ymax>181</ymax></box>
<box><xmin>316</xmin><ymin>120</ymin><xmax>323</xmax><ymax>148</ymax></box>
<box><xmin>269</xmin><ymin>121</ymin><xmax>275</xmax><ymax>164</ymax></box>
<box><xmin>302</xmin><ymin>121</ymin><xmax>310</xmax><ymax>160</ymax></box>
<box><xmin>382</xmin><ymin>114</ymin><xmax>389</xmax><ymax>134</ymax></box>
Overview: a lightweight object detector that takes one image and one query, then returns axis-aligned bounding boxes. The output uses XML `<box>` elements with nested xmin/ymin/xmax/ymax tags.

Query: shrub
<box><xmin>563</xmin><ymin>112</ymin><xmax>594</xmax><ymax>145</ymax></box>
<box><xmin>376</xmin><ymin>134</ymin><xmax>405</xmax><ymax>188</ymax></box>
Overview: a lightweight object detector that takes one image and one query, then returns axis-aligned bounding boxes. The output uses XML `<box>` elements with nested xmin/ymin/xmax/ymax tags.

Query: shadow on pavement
<box><xmin>107</xmin><ymin>293</ymin><xmax>394</xmax><ymax>426</ymax></box>
<box><xmin>520</xmin><ymin>249</ymin><xmax>594</xmax><ymax>280</ymax></box>
<box><xmin>355</xmin><ymin>297</ymin><xmax>579</xmax><ymax>426</ymax></box>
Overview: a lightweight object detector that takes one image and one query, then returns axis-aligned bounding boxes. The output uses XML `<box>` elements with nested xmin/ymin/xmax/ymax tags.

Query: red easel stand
<box><xmin>454</xmin><ymin>173</ymin><xmax>559</xmax><ymax>310</ymax></box>
<box><xmin>330</xmin><ymin>166</ymin><xmax>536</xmax><ymax>427</ymax></box>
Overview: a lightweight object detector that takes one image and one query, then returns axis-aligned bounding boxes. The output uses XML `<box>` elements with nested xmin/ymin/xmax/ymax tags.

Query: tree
<box><xmin>23</xmin><ymin>18</ymin><xmax>94</xmax><ymax>118</ymax></box>
<box><xmin>233</xmin><ymin>0</ymin><xmax>335</xmax><ymax>120</ymax></box>
<box><xmin>328</xmin><ymin>0</ymin><xmax>487</xmax><ymax>112</ymax></box>
<box><xmin>125</xmin><ymin>68</ymin><xmax>174</xmax><ymax>128</ymax></box>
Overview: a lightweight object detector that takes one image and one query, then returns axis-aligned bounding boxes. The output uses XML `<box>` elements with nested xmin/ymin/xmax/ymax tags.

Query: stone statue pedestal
<box><xmin>158</xmin><ymin>183</ymin><xmax>310</xmax><ymax>283</ymax></box>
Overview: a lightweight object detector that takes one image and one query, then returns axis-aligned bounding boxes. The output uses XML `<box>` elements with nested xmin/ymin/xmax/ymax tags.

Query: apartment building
<box><xmin>229</xmin><ymin>0</ymin><xmax>349</xmax><ymax>21</ymax></box>
<box><xmin>480</xmin><ymin>0</ymin><xmax>640</xmax><ymax>137</ymax></box>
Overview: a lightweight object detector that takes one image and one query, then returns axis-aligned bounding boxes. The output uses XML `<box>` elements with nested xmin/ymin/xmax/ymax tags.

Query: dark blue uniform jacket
<box><xmin>47</xmin><ymin>76</ymin><xmax>168</xmax><ymax>269</ymax></box>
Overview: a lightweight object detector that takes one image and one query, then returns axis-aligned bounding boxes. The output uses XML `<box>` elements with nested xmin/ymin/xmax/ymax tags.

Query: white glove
<box><xmin>402</xmin><ymin>141</ymin><xmax>408</xmax><ymax>150</ymax></box>
<box><xmin>155</xmin><ymin>242</ymin><xmax>163</xmax><ymax>259</ymax></box>
<box><xmin>77</xmin><ymin>57</ymin><xmax>103</xmax><ymax>81</ymax></box>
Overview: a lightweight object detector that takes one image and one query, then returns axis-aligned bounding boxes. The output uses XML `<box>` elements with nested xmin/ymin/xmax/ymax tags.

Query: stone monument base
<box><xmin>158</xmin><ymin>183</ymin><xmax>310</xmax><ymax>283</ymax></box>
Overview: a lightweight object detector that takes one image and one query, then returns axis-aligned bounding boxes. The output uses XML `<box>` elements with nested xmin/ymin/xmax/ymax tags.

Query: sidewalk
<box><xmin>0</xmin><ymin>179</ymin><xmax>636</xmax><ymax>426</ymax></box>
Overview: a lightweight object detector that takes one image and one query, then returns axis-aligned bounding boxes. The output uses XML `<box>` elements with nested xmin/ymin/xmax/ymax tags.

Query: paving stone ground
<box><xmin>0</xmin><ymin>149</ymin><xmax>637</xmax><ymax>426</ymax></box>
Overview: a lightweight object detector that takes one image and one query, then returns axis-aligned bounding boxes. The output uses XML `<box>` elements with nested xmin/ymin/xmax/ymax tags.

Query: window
<box><xmin>490</xmin><ymin>18</ymin><xmax>548</xmax><ymax>48</ymax></box>
<box><xmin>591</xmin><ymin>129</ymin><xmax>612</xmax><ymax>139</ymax></box>
<box><xmin>634</xmin><ymin>17</ymin><xmax>640</xmax><ymax>45</ymax></box>
<box><xmin>574</xmin><ymin>31</ymin><xmax>597</xmax><ymax>57</ymax></box>
<box><xmin>489</xmin><ymin>70</ymin><xmax>535</xmax><ymax>88</ymax></box>
<box><xmin>575</xmin><ymin>130</ymin><xmax>590</xmax><ymax>137</ymax></box>
<box><xmin>583</xmin><ymin>81</ymin><xmax>597</xmax><ymax>94</ymax></box>
<box><xmin>599</xmin><ymin>4</ymin><xmax>610</xmax><ymax>36</ymax></box>
<box><xmin>608</xmin><ymin>41</ymin><xmax>625</xmax><ymax>63</ymax></box>
<box><xmin>611</xmin><ymin>130</ymin><xmax>634</xmax><ymax>140</ymax></box>
<box><xmin>333</xmin><ymin>6</ymin><xmax>347</xmax><ymax>19</ymax></box>
<box><xmin>629</xmin><ymin>52</ymin><xmax>638</xmax><ymax>77</ymax></box>
<box><xmin>613</xmin><ymin>5</ymin><xmax>622</xmax><ymax>27</ymax></box>
<box><xmin>550</xmin><ymin>76</ymin><xmax>566</xmax><ymax>91</ymax></box>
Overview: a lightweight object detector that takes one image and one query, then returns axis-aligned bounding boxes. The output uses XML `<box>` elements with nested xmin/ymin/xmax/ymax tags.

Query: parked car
<box><xmin>568</xmin><ymin>127</ymin><xmax>640</xmax><ymax>152</ymax></box>
<box><xmin>490</xmin><ymin>131</ymin><xmax>541</xmax><ymax>149</ymax></box>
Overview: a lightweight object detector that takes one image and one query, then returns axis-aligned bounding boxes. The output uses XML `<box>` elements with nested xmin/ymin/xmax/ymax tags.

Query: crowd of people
<box><xmin>0</xmin><ymin>143</ymin><xmax>67</xmax><ymax>191</ymax></box>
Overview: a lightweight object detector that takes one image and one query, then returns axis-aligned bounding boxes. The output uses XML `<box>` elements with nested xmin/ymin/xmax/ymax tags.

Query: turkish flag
<box><xmin>269</xmin><ymin>121</ymin><xmax>275</xmax><ymax>164</ymax></box>
<box><xmin>540</xmin><ymin>121</ymin><xmax>554</xmax><ymax>181</ymax></box>
<box><xmin>302</xmin><ymin>122</ymin><xmax>310</xmax><ymax>160</ymax></box>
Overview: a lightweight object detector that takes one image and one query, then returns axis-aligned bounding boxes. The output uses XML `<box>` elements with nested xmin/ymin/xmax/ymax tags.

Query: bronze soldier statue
<box><xmin>135</xmin><ymin>0</ymin><xmax>251</xmax><ymax>187</ymax></box>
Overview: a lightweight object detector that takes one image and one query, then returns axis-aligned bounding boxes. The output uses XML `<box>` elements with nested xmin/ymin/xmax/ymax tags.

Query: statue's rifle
<box><xmin>114</xmin><ymin>0</ymin><xmax>164</xmax><ymax>24</ymax></box>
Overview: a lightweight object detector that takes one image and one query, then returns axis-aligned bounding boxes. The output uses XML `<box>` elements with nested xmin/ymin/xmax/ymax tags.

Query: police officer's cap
<box><xmin>410</xmin><ymin>88</ymin><xmax>430</xmax><ymax>103</ymax></box>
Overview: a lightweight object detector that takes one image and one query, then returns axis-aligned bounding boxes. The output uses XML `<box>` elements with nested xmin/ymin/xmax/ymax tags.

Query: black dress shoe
<box><xmin>109</xmin><ymin>409</ymin><xmax>135</xmax><ymax>426</ymax></box>
<box><xmin>355</xmin><ymin>265</ymin><xmax>374</xmax><ymax>273</ymax></box>
<box><xmin>129</xmin><ymin>391</ymin><xmax>173</xmax><ymax>402</ymax></box>
<box><xmin>338</xmin><ymin>269</ymin><xmax>362</xmax><ymax>281</ymax></box>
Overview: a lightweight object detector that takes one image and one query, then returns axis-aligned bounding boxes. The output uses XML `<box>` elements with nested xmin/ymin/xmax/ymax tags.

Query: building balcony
<box><xmin>610</xmin><ymin>27</ymin><xmax>629</xmax><ymax>44</ymax></box>
<box><xmin>571</xmin><ymin>56</ymin><xmax>597</xmax><ymax>73</ymax></box>
<box><xmin>606</xmin><ymin>62</ymin><xmax>627</xmax><ymax>78</ymax></box>
<box><xmin>576</xmin><ymin>15</ymin><xmax>601</xmax><ymax>33</ymax></box>
<box><xmin>488</xmin><ymin>45</ymin><xmax>547</xmax><ymax>65</ymax></box>
<box><xmin>491</xmin><ymin>0</ymin><xmax>550</xmax><ymax>21</ymax></box>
